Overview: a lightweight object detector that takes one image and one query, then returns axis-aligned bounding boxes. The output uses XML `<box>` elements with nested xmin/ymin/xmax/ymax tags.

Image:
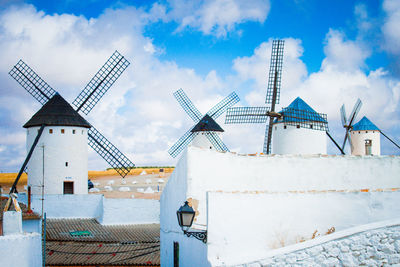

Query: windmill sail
<box><xmin>206</xmin><ymin>92</ymin><xmax>240</xmax><ymax>119</ymax></box>
<box><xmin>266</xmin><ymin>40</ymin><xmax>284</xmax><ymax>105</ymax></box>
<box><xmin>174</xmin><ymin>89</ymin><xmax>202</xmax><ymax>122</ymax></box>
<box><xmin>225</xmin><ymin>106</ymin><xmax>270</xmax><ymax>124</ymax></box>
<box><xmin>9</xmin><ymin>60</ymin><xmax>56</xmax><ymax>105</ymax></box>
<box><xmin>73</xmin><ymin>51</ymin><xmax>130</xmax><ymax>115</ymax></box>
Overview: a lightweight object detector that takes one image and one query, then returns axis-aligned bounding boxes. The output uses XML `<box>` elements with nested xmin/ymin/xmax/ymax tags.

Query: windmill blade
<box><xmin>168</xmin><ymin>127</ymin><xmax>196</xmax><ymax>158</ymax></box>
<box><xmin>263</xmin><ymin>119</ymin><xmax>274</xmax><ymax>154</ymax></box>
<box><xmin>207</xmin><ymin>92</ymin><xmax>240</xmax><ymax>119</ymax></box>
<box><xmin>340</xmin><ymin>104</ymin><xmax>347</xmax><ymax>127</ymax></box>
<box><xmin>381</xmin><ymin>131</ymin><xmax>400</xmax><ymax>150</ymax></box>
<box><xmin>205</xmin><ymin>132</ymin><xmax>229</xmax><ymax>152</ymax></box>
<box><xmin>348</xmin><ymin>98</ymin><xmax>362</xmax><ymax>127</ymax></box>
<box><xmin>88</xmin><ymin>126</ymin><xmax>134</xmax><ymax>178</ymax></box>
<box><xmin>9</xmin><ymin>60</ymin><xmax>57</xmax><ymax>105</ymax></box>
<box><xmin>73</xmin><ymin>51</ymin><xmax>130</xmax><ymax>115</ymax></box>
<box><xmin>266</xmin><ymin>40</ymin><xmax>284</xmax><ymax>106</ymax></box>
<box><xmin>225</xmin><ymin>107</ymin><xmax>269</xmax><ymax>124</ymax></box>
<box><xmin>341</xmin><ymin>127</ymin><xmax>350</xmax><ymax>152</ymax></box>
<box><xmin>173</xmin><ymin>89</ymin><xmax>203</xmax><ymax>122</ymax></box>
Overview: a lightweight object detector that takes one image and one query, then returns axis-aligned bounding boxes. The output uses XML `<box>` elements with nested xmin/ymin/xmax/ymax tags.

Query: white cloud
<box><xmin>382</xmin><ymin>0</ymin><xmax>400</xmax><ymax>55</ymax></box>
<box><xmin>0</xmin><ymin>4</ymin><xmax>233</xmax><ymax>171</ymax></box>
<box><xmin>153</xmin><ymin>0</ymin><xmax>270</xmax><ymax>37</ymax></box>
<box><xmin>229</xmin><ymin>29</ymin><xmax>400</xmax><ymax>155</ymax></box>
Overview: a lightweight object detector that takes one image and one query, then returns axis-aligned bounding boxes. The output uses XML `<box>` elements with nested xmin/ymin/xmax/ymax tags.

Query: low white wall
<box><xmin>31</xmin><ymin>194</ymin><xmax>103</xmax><ymax>219</ymax></box>
<box><xmin>0</xmin><ymin>233</ymin><xmax>42</xmax><ymax>267</ymax></box>
<box><xmin>235</xmin><ymin>219</ymin><xmax>400</xmax><ymax>267</ymax></box>
<box><xmin>185</xmin><ymin>147</ymin><xmax>400</xmax><ymax>229</ymax></box>
<box><xmin>207</xmin><ymin>191</ymin><xmax>400</xmax><ymax>266</ymax></box>
<box><xmin>100</xmin><ymin>198</ymin><xmax>160</xmax><ymax>225</ymax></box>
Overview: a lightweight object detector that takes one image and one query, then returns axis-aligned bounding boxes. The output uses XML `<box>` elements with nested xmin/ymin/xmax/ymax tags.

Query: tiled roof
<box><xmin>24</xmin><ymin>93</ymin><xmax>91</xmax><ymax>128</ymax></box>
<box><xmin>46</xmin><ymin>219</ymin><xmax>159</xmax><ymax>243</ymax></box>
<box><xmin>46</xmin><ymin>241</ymin><xmax>160</xmax><ymax>266</ymax></box>
<box><xmin>352</xmin><ymin>116</ymin><xmax>380</xmax><ymax>131</ymax></box>
<box><xmin>0</xmin><ymin>197</ymin><xmax>40</xmax><ymax>220</ymax></box>
<box><xmin>45</xmin><ymin>219</ymin><xmax>160</xmax><ymax>266</ymax></box>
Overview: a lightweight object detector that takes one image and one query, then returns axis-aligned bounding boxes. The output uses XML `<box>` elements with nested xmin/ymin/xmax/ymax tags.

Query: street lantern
<box><xmin>176</xmin><ymin>201</ymin><xmax>195</xmax><ymax>229</ymax></box>
<box><xmin>176</xmin><ymin>201</ymin><xmax>207</xmax><ymax>243</ymax></box>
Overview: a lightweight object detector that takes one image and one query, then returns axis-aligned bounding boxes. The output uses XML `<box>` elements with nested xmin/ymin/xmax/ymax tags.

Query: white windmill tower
<box><xmin>350</xmin><ymin>116</ymin><xmax>381</xmax><ymax>155</ymax></box>
<box><xmin>168</xmin><ymin>89</ymin><xmax>239</xmax><ymax>158</ymax></box>
<box><xmin>225</xmin><ymin>40</ymin><xmax>342</xmax><ymax>155</ymax></box>
<box><xmin>340</xmin><ymin>99</ymin><xmax>400</xmax><ymax>156</ymax></box>
<box><xmin>8</xmin><ymin>51</ymin><xmax>134</xmax><ymax>195</ymax></box>
<box><xmin>23</xmin><ymin>94</ymin><xmax>91</xmax><ymax>194</ymax></box>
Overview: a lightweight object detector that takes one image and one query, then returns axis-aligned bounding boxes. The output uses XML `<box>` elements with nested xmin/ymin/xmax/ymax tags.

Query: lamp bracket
<box><xmin>183</xmin><ymin>230</ymin><xmax>207</xmax><ymax>243</ymax></box>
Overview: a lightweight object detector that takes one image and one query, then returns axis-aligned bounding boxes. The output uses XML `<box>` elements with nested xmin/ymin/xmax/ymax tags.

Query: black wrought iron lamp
<box><xmin>176</xmin><ymin>201</ymin><xmax>207</xmax><ymax>243</ymax></box>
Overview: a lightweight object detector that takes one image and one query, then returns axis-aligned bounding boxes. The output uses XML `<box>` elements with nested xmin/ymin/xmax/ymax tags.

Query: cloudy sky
<box><xmin>0</xmin><ymin>0</ymin><xmax>399</xmax><ymax>172</ymax></box>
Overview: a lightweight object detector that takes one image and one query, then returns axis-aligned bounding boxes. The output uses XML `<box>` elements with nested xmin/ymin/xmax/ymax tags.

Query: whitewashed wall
<box><xmin>184</xmin><ymin>147</ymin><xmax>400</xmax><ymax>229</ymax></box>
<box><xmin>161</xmin><ymin>151</ymin><xmax>210</xmax><ymax>266</ymax></box>
<box><xmin>0</xmin><ymin>233</ymin><xmax>42</xmax><ymax>267</ymax></box>
<box><xmin>30</xmin><ymin>194</ymin><xmax>103</xmax><ymax>219</ymax></box>
<box><xmin>207</xmin><ymin>191</ymin><xmax>400</xmax><ymax>266</ymax></box>
<box><xmin>160</xmin><ymin>147</ymin><xmax>400</xmax><ymax>267</ymax></box>
<box><xmin>27</xmin><ymin>126</ymin><xmax>88</xmax><ymax>195</ymax></box>
<box><xmin>100</xmin><ymin>198</ymin><xmax>159</xmax><ymax>225</ymax></box>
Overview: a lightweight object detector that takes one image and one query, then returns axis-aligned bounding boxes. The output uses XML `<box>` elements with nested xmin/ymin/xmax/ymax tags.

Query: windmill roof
<box><xmin>276</xmin><ymin>97</ymin><xmax>327</xmax><ymax>123</ymax></box>
<box><xmin>191</xmin><ymin>114</ymin><xmax>224</xmax><ymax>132</ymax></box>
<box><xmin>23</xmin><ymin>93</ymin><xmax>91</xmax><ymax>128</ymax></box>
<box><xmin>352</xmin><ymin>116</ymin><xmax>380</xmax><ymax>131</ymax></box>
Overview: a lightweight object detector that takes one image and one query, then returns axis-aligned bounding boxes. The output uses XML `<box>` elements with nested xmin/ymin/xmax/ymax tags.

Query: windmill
<box><xmin>168</xmin><ymin>88</ymin><xmax>240</xmax><ymax>158</ymax></box>
<box><xmin>341</xmin><ymin>99</ymin><xmax>400</xmax><ymax>155</ymax></box>
<box><xmin>8</xmin><ymin>51</ymin><xmax>134</xmax><ymax>194</ymax></box>
<box><xmin>225</xmin><ymin>40</ymin><xmax>337</xmax><ymax>155</ymax></box>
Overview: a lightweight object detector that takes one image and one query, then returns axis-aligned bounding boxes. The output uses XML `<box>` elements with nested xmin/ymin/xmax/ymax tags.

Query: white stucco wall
<box><xmin>207</xmin><ymin>191</ymin><xmax>400</xmax><ymax>266</ymax></box>
<box><xmin>161</xmin><ymin>150</ymin><xmax>211</xmax><ymax>266</ymax></box>
<box><xmin>26</xmin><ymin>126</ymin><xmax>88</xmax><ymax>195</ymax></box>
<box><xmin>0</xmin><ymin>233</ymin><xmax>42</xmax><ymax>267</ymax></box>
<box><xmin>100</xmin><ymin>198</ymin><xmax>159</xmax><ymax>225</ymax></box>
<box><xmin>30</xmin><ymin>194</ymin><xmax>103</xmax><ymax>219</ymax></box>
<box><xmin>272</xmin><ymin>123</ymin><xmax>327</xmax><ymax>154</ymax></box>
<box><xmin>351</xmin><ymin>129</ymin><xmax>381</xmax><ymax>156</ymax></box>
<box><xmin>160</xmin><ymin>147</ymin><xmax>400</xmax><ymax>267</ymax></box>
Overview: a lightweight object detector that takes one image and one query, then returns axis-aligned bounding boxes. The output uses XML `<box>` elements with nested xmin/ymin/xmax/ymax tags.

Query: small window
<box><xmin>61</xmin><ymin>129</ymin><xmax>65</xmax><ymax>134</ymax></box>
<box><xmin>72</xmin><ymin>130</ymin><xmax>76</xmax><ymax>134</ymax></box>
<box><xmin>82</xmin><ymin>130</ymin><xmax>84</xmax><ymax>134</ymax></box>
<box><xmin>283</xmin><ymin>125</ymin><xmax>287</xmax><ymax>129</ymax></box>
<box><xmin>358</xmin><ymin>131</ymin><xmax>360</xmax><ymax>134</ymax></box>
<box><xmin>366</xmin><ymin>131</ymin><xmax>368</xmax><ymax>133</ymax></box>
<box><xmin>296</xmin><ymin>125</ymin><xmax>300</xmax><ymax>129</ymax></box>
<box><xmin>310</xmin><ymin>124</ymin><xmax>313</xmax><ymax>129</ymax></box>
<box><xmin>209</xmin><ymin>146</ymin><xmax>212</xmax><ymax>149</ymax></box>
<box><xmin>65</xmin><ymin>162</ymin><xmax>68</xmax><ymax>167</ymax></box>
<box><xmin>49</xmin><ymin>129</ymin><xmax>53</xmax><ymax>134</ymax></box>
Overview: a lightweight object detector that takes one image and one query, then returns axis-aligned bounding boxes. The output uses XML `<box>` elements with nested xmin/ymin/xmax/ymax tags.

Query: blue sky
<box><xmin>0</xmin><ymin>0</ymin><xmax>399</xmax><ymax>172</ymax></box>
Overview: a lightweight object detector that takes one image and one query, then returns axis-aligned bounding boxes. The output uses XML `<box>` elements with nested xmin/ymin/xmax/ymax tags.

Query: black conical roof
<box><xmin>191</xmin><ymin>114</ymin><xmax>224</xmax><ymax>132</ymax></box>
<box><xmin>23</xmin><ymin>93</ymin><xmax>91</xmax><ymax>128</ymax></box>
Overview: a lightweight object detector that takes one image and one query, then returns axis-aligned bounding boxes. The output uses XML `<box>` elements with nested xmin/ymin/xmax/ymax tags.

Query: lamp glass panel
<box><xmin>181</xmin><ymin>212</ymin><xmax>194</xmax><ymax>227</ymax></box>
